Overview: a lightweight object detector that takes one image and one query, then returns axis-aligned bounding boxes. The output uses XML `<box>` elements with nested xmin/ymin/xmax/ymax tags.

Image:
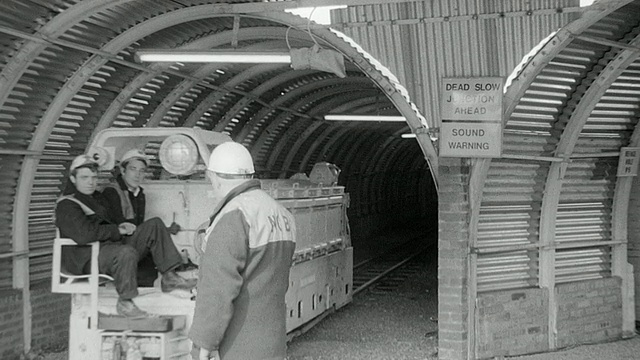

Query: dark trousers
<box><xmin>94</xmin><ymin>217</ymin><xmax>183</xmax><ymax>299</ymax></box>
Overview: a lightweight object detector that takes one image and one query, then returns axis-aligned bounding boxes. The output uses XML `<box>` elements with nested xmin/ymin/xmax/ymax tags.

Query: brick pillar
<box><xmin>438</xmin><ymin>157</ymin><xmax>470</xmax><ymax>360</ymax></box>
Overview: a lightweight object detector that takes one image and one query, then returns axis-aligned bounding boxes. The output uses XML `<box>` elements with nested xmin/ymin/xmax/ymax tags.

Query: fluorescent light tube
<box><xmin>324</xmin><ymin>115</ymin><xmax>406</xmax><ymax>122</ymax></box>
<box><xmin>136</xmin><ymin>50</ymin><xmax>292</xmax><ymax>63</ymax></box>
<box><xmin>401</xmin><ymin>133</ymin><xmax>417</xmax><ymax>138</ymax></box>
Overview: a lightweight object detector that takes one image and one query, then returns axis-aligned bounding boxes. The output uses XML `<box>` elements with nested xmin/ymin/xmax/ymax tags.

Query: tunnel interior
<box><xmin>0</xmin><ymin>2</ymin><xmax>439</xmax><ymax>288</ymax></box>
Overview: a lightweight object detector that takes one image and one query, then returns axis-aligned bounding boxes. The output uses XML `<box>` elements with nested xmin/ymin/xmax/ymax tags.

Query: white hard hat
<box><xmin>70</xmin><ymin>154</ymin><xmax>98</xmax><ymax>173</ymax></box>
<box><xmin>120</xmin><ymin>149</ymin><xmax>149</xmax><ymax>167</ymax></box>
<box><xmin>207</xmin><ymin>142</ymin><xmax>255</xmax><ymax>176</ymax></box>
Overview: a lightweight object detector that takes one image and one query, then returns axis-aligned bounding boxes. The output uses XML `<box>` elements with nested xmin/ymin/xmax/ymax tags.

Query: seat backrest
<box><xmin>51</xmin><ymin>233</ymin><xmax>113</xmax><ymax>294</ymax></box>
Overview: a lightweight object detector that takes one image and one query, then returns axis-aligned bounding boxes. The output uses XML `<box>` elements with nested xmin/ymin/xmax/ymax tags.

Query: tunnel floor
<box><xmin>287</xmin><ymin>239</ymin><xmax>439</xmax><ymax>360</ymax></box>
<box><xmin>41</xmin><ymin>226</ymin><xmax>438</xmax><ymax>360</ymax></box>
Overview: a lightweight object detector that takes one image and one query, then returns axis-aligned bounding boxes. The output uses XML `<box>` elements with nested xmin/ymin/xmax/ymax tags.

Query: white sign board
<box><xmin>441</xmin><ymin>77</ymin><xmax>503</xmax><ymax>121</ymax></box>
<box><xmin>440</xmin><ymin>77</ymin><xmax>503</xmax><ymax>158</ymax></box>
<box><xmin>617</xmin><ymin>147</ymin><xmax>640</xmax><ymax>176</ymax></box>
<box><xmin>440</xmin><ymin>122</ymin><xmax>502</xmax><ymax>158</ymax></box>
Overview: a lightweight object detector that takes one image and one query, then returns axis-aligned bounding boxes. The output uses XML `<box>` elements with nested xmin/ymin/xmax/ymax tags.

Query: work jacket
<box><xmin>55</xmin><ymin>188</ymin><xmax>121</xmax><ymax>275</ymax></box>
<box><xmin>102</xmin><ymin>175</ymin><xmax>146</xmax><ymax>226</ymax></box>
<box><xmin>189</xmin><ymin>180</ymin><xmax>296</xmax><ymax>360</ymax></box>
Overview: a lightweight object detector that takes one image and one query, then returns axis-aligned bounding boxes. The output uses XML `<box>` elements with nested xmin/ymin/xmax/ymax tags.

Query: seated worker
<box><xmin>101</xmin><ymin>149</ymin><xmax>181</xmax><ymax>286</ymax></box>
<box><xmin>55</xmin><ymin>155</ymin><xmax>196</xmax><ymax>317</ymax></box>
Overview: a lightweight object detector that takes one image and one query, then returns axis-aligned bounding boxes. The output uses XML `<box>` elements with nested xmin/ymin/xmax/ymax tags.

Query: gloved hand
<box><xmin>167</xmin><ymin>221</ymin><xmax>181</xmax><ymax>235</ymax></box>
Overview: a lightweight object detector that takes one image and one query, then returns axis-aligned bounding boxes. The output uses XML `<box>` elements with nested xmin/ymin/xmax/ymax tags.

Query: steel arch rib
<box><xmin>362</xmin><ymin>127</ymin><xmax>414</xmax><ymax>176</ymax></box>
<box><xmin>93</xmin><ymin>27</ymin><xmax>310</xmax><ymax>137</ymax></box>
<box><xmin>538</xmin><ymin>28</ymin><xmax>640</xmax><ymax>351</ymax></box>
<box><xmin>279</xmin><ymin>93</ymin><xmax>383</xmax><ymax>173</ymax></box>
<box><xmin>213</xmin><ymin>72</ymin><xmax>336</xmax><ymax>136</ymax></box>
<box><xmin>466</xmin><ymin>1</ymin><xmax>636</xmax><ymax>353</ymax></box>
<box><xmin>607</xmin><ymin>33</ymin><xmax>640</xmax><ymax>336</ymax></box>
<box><xmin>13</xmin><ymin>5</ymin><xmax>337</xmax><ymax>289</ymax></box>
<box><xmin>238</xmin><ymin>75</ymin><xmax>370</xmax><ymax>143</ymax></box>
<box><xmin>322</xmin><ymin>127</ymin><xmax>365</xmax><ymax>165</ymax></box>
<box><xmin>250</xmin><ymin>11</ymin><xmax>438</xmax><ymax>184</ymax></box>
<box><xmin>14</xmin><ymin>3</ymin><xmax>441</xmax><ymax>271</ymax></box>
<box><xmin>0</xmin><ymin>0</ymin><xmax>136</xmax><ymax>113</ymax></box>
<box><xmin>330</xmin><ymin>96</ymin><xmax>386</xmax><ymax>113</ymax></box>
<box><xmin>248</xmin><ymin>77</ymin><xmax>375</xmax><ymax>156</ymax></box>
<box><xmin>468</xmin><ymin>2</ymin><xmax>630</xmax><ymax>257</ymax></box>
<box><xmin>265</xmin><ymin>86</ymin><xmax>381</xmax><ymax>171</ymax></box>
<box><xmin>310</xmin><ymin>126</ymin><xmax>356</xmax><ymax>168</ymax></box>
<box><xmin>145</xmin><ymin>62</ymin><xmax>229</xmax><ymax>128</ymax></box>
<box><xmin>297</xmin><ymin>125</ymin><xmax>345</xmax><ymax>172</ymax></box>
<box><xmin>4</xmin><ymin>1</ymin><xmax>137</xmax><ymax>352</ymax></box>
<box><xmin>358</xmin><ymin>128</ymin><xmax>415</xmax><ymax>209</ymax></box>
<box><xmin>206</xmin><ymin>68</ymin><xmax>318</xmax><ymax>134</ymax></box>
<box><xmin>145</xmin><ymin>40</ymin><xmax>292</xmax><ymax>128</ymax></box>
<box><xmin>555</xmin><ymin>33</ymin><xmax>640</xmax><ymax>336</ymax></box>
<box><xmin>612</xmin><ymin>75</ymin><xmax>640</xmax><ymax>338</ymax></box>
<box><xmin>340</xmin><ymin>131</ymin><xmax>389</xmax><ymax>176</ymax></box>
<box><xmin>180</xmin><ymin>63</ymin><xmax>288</xmax><ymax>128</ymax></box>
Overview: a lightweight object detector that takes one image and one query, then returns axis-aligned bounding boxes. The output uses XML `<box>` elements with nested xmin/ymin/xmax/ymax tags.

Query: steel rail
<box><xmin>352</xmin><ymin>236</ymin><xmax>432</xmax><ymax>296</ymax></box>
<box><xmin>352</xmin><ymin>250</ymin><xmax>424</xmax><ymax>296</ymax></box>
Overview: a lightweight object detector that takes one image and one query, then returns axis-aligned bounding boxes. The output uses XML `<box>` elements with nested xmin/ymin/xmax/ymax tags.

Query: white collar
<box><xmin>127</xmin><ymin>186</ymin><xmax>141</xmax><ymax>197</ymax></box>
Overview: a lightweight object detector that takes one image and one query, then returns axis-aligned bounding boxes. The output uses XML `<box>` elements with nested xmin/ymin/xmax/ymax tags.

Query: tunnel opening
<box><xmin>341</xmin><ymin>139</ymin><xmax>438</xmax><ymax>265</ymax></box>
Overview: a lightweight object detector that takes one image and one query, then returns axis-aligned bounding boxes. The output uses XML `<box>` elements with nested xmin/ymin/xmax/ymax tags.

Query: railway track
<box><xmin>352</xmin><ymin>237</ymin><xmax>431</xmax><ymax>296</ymax></box>
<box><xmin>287</xmin><ymin>234</ymin><xmax>432</xmax><ymax>341</ymax></box>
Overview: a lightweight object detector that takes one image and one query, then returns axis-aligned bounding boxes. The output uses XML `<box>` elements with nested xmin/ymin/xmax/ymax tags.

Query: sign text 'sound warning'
<box><xmin>440</xmin><ymin>122</ymin><xmax>501</xmax><ymax>157</ymax></box>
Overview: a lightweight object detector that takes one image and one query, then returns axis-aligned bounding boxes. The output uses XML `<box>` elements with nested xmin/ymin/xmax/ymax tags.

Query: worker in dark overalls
<box><xmin>55</xmin><ymin>154</ymin><xmax>195</xmax><ymax>317</ymax></box>
<box><xmin>101</xmin><ymin>149</ymin><xmax>182</xmax><ymax>286</ymax></box>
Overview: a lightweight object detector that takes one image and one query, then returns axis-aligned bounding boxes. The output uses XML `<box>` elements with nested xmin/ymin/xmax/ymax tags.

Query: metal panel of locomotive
<box><xmin>87</xmin><ymin>127</ymin><xmax>353</xmax><ymax>336</ymax></box>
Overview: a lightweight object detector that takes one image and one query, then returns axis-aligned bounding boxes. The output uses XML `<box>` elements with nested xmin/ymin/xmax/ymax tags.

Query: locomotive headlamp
<box><xmin>158</xmin><ymin>134</ymin><xmax>199</xmax><ymax>175</ymax></box>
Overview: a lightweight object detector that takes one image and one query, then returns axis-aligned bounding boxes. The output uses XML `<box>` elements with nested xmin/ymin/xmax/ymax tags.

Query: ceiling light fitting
<box><xmin>135</xmin><ymin>46</ymin><xmax>347</xmax><ymax>78</ymax></box>
<box><xmin>135</xmin><ymin>50</ymin><xmax>292</xmax><ymax>63</ymax></box>
<box><xmin>324</xmin><ymin>115</ymin><xmax>406</xmax><ymax>122</ymax></box>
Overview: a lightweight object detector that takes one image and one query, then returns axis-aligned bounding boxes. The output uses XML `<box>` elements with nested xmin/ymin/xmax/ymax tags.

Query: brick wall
<box><xmin>31</xmin><ymin>283</ymin><xmax>70</xmax><ymax>350</ymax></box>
<box><xmin>0</xmin><ymin>282</ymin><xmax>70</xmax><ymax>360</ymax></box>
<box><xmin>0</xmin><ymin>289</ymin><xmax>23</xmax><ymax>360</ymax></box>
<box><xmin>556</xmin><ymin>277</ymin><xmax>622</xmax><ymax>348</ymax></box>
<box><xmin>476</xmin><ymin>288</ymin><xmax>549</xmax><ymax>358</ymax></box>
<box><xmin>438</xmin><ymin>158</ymin><xmax>470</xmax><ymax>360</ymax></box>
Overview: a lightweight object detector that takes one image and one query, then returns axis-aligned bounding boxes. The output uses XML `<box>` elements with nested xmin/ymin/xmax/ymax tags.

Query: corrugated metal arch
<box><xmin>1</xmin><ymin>0</ymin><xmax>437</xmax><ymax>292</ymax></box>
<box><xmin>468</xmin><ymin>0</ymin><xmax>640</xmax><ymax>349</ymax></box>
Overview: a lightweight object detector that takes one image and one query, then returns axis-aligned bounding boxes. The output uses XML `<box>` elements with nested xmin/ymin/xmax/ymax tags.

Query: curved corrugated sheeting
<box><xmin>2</xmin><ymin>0</ymin><xmax>635</xmax><ymax>300</ymax></box>
<box><xmin>0</xmin><ymin>1</ymin><xmax>436</xmax><ymax>286</ymax></box>
<box><xmin>331</xmin><ymin>0</ymin><xmax>580</xmax><ymax>130</ymax></box>
<box><xmin>472</xmin><ymin>0</ymin><xmax>640</xmax><ymax>292</ymax></box>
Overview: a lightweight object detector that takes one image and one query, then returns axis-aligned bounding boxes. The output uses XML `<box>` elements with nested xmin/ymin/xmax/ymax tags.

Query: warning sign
<box><xmin>440</xmin><ymin>77</ymin><xmax>504</xmax><ymax>158</ymax></box>
<box><xmin>441</xmin><ymin>77</ymin><xmax>503</xmax><ymax>121</ymax></box>
<box><xmin>617</xmin><ymin>147</ymin><xmax>640</xmax><ymax>176</ymax></box>
<box><xmin>440</xmin><ymin>122</ymin><xmax>501</xmax><ymax>158</ymax></box>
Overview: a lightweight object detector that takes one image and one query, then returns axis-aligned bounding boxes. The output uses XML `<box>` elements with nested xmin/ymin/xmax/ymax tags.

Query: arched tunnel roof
<box><xmin>0</xmin><ymin>1</ymin><xmax>640</xmax><ymax>357</ymax></box>
<box><xmin>0</xmin><ymin>0</ymin><xmax>638</xmax><ymax>290</ymax></box>
<box><xmin>0</xmin><ymin>0</ymin><xmax>436</xmax><ymax>285</ymax></box>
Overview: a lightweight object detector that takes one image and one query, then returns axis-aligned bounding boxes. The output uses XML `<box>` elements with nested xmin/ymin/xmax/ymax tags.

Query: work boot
<box><xmin>116</xmin><ymin>298</ymin><xmax>148</xmax><ymax>318</ymax></box>
<box><xmin>161</xmin><ymin>270</ymin><xmax>197</xmax><ymax>293</ymax></box>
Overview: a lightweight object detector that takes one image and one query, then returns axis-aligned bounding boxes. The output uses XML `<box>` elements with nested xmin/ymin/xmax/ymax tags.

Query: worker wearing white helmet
<box><xmin>190</xmin><ymin>141</ymin><xmax>297</xmax><ymax>360</ymax></box>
